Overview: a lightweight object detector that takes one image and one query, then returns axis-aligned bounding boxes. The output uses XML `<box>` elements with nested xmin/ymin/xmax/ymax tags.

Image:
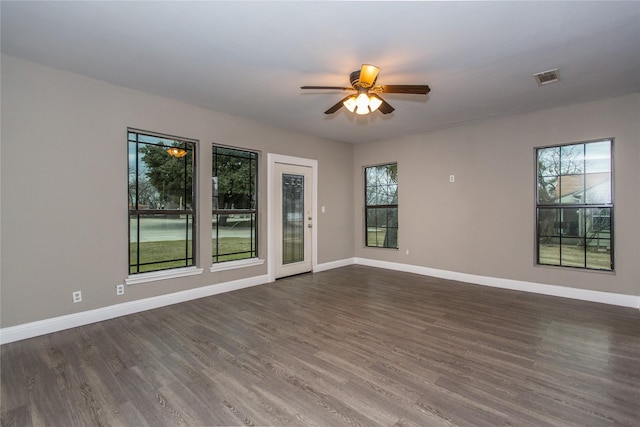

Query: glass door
<box><xmin>275</xmin><ymin>163</ymin><xmax>312</xmax><ymax>278</ymax></box>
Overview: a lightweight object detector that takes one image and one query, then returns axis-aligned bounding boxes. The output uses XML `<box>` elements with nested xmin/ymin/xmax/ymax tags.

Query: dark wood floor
<box><xmin>2</xmin><ymin>265</ymin><xmax>639</xmax><ymax>426</ymax></box>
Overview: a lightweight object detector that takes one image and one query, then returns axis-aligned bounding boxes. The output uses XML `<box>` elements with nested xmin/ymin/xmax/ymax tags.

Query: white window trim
<box><xmin>210</xmin><ymin>257</ymin><xmax>265</xmax><ymax>272</ymax></box>
<box><xmin>125</xmin><ymin>266</ymin><xmax>204</xmax><ymax>286</ymax></box>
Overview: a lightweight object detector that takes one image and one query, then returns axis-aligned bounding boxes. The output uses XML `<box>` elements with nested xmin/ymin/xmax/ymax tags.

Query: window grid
<box><xmin>364</xmin><ymin>163</ymin><xmax>398</xmax><ymax>249</ymax></box>
<box><xmin>212</xmin><ymin>146</ymin><xmax>258</xmax><ymax>263</ymax></box>
<box><xmin>536</xmin><ymin>139</ymin><xmax>613</xmax><ymax>271</ymax></box>
<box><xmin>128</xmin><ymin>130</ymin><xmax>196</xmax><ymax>274</ymax></box>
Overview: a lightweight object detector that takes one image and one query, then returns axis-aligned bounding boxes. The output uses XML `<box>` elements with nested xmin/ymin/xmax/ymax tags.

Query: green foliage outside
<box><xmin>138</xmin><ymin>143</ymin><xmax>193</xmax><ymax>209</ymax></box>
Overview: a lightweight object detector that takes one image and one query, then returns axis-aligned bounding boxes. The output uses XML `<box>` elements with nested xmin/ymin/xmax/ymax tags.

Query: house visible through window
<box><xmin>536</xmin><ymin>139</ymin><xmax>613</xmax><ymax>270</ymax></box>
<box><xmin>128</xmin><ymin>130</ymin><xmax>196</xmax><ymax>274</ymax></box>
<box><xmin>365</xmin><ymin>163</ymin><xmax>398</xmax><ymax>248</ymax></box>
<box><xmin>212</xmin><ymin>145</ymin><xmax>258</xmax><ymax>263</ymax></box>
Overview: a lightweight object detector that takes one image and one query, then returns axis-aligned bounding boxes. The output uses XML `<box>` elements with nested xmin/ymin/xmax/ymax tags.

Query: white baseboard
<box><xmin>314</xmin><ymin>257</ymin><xmax>356</xmax><ymax>273</ymax></box>
<box><xmin>3</xmin><ymin>259</ymin><xmax>638</xmax><ymax>345</ymax></box>
<box><xmin>0</xmin><ymin>274</ymin><xmax>270</xmax><ymax>345</ymax></box>
<box><xmin>354</xmin><ymin>258</ymin><xmax>640</xmax><ymax>309</ymax></box>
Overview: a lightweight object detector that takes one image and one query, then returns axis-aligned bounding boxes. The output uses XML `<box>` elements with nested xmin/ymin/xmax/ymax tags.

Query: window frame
<box><xmin>535</xmin><ymin>138</ymin><xmax>614</xmax><ymax>271</ymax></box>
<box><xmin>364</xmin><ymin>162</ymin><xmax>399</xmax><ymax>249</ymax></box>
<box><xmin>211</xmin><ymin>144</ymin><xmax>259</xmax><ymax>264</ymax></box>
<box><xmin>127</xmin><ymin>129</ymin><xmax>198</xmax><ymax>278</ymax></box>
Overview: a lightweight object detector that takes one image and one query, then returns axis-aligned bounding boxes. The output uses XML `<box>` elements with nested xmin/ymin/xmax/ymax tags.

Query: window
<box><xmin>128</xmin><ymin>130</ymin><xmax>196</xmax><ymax>274</ymax></box>
<box><xmin>365</xmin><ymin>163</ymin><xmax>398</xmax><ymax>248</ymax></box>
<box><xmin>212</xmin><ymin>146</ymin><xmax>258</xmax><ymax>263</ymax></box>
<box><xmin>536</xmin><ymin>139</ymin><xmax>613</xmax><ymax>270</ymax></box>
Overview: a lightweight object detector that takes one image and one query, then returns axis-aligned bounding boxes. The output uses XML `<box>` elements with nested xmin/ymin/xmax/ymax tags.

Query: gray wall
<box><xmin>1</xmin><ymin>55</ymin><xmax>354</xmax><ymax>327</ymax></box>
<box><xmin>354</xmin><ymin>94</ymin><xmax>640</xmax><ymax>296</ymax></box>
<box><xmin>2</xmin><ymin>54</ymin><xmax>638</xmax><ymax>330</ymax></box>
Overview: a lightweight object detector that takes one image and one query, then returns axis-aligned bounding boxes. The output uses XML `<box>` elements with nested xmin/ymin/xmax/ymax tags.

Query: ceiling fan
<box><xmin>300</xmin><ymin>64</ymin><xmax>430</xmax><ymax>115</ymax></box>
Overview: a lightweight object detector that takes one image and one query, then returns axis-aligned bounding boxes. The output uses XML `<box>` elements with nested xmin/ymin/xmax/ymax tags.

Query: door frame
<box><xmin>267</xmin><ymin>153</ymin><xmax>318</xmax><ymax>282</ymax></box>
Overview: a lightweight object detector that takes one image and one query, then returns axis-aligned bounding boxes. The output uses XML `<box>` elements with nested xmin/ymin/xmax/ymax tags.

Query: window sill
<box><xmin>125</xmin><ymin>266</ymin><xmax>204</xmax><ymax>285</ymax></box>
<box><xmin>210</xmin><ymin>258</ymin><xmax>265</xmax><ymax>272</ymax></box>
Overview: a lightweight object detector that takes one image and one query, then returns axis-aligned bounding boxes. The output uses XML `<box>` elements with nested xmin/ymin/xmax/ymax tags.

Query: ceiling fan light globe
<box><xmin>369</xmin><ymin>96</ymin><xmax>382</xmax><ymax>112</ymax></box>
<box><xmin>343</xmin><ymin>96</ymin><xmax>357</xmax><ymax>112</ymax></box>
<box><xmin>355</xmin><ymin>93</ymin><xmax>370</xmax><ymax>109</ymax></box>
<box><xmin>355</xmin><ymin>106</ymin><xmax>369</xmax><ymax>115</ymax></box>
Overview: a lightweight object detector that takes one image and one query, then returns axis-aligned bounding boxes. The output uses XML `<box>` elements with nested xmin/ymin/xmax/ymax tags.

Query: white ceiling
<box><xmin>2</xmin><ymin>1</ymin><xmax>639</xmax><ymax>144</ymax></box>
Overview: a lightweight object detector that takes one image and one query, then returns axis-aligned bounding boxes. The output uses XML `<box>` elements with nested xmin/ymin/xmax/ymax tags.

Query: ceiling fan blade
<box><xmin>359</xmin><ymin>64</ymin><xmax>380</xmax><ymax>88</ymax></box>
<box><xmin>378</xmin><ymin>85</ymin><xmax>431</xmax><ymax>94</ymax></box>
<box><xmin>301</xmin><ymin>86</ymin><xmax>354</xmax><ymax>91</ymax></box>
<box><xmin>324</xmin><ymin>95</ymin><xmax>353</xmax><ymax>114</ymax></box>
<box><xmin>372</xmin><ymin>94</ymin><xmax>395</xmax><ymax>114</ymax></box>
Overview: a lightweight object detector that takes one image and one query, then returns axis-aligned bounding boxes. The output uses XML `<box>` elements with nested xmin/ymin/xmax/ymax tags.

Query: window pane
<box><xmin>213</xmin><ymin>213</ymin><xmax>257</xmax><ymax>262</ymax></box>
<box><xmin>561</xmin><ymin>243</ymin><xmax>585</xmax><ymax>268</ymax></box>
<box><xmin>585</xmin><ymin>140</ymin><xmax>611</xmax><ymax>173</ymax></box>
<box><xmin>282</xmin><ymin>174</ymin><xmax>304</xmax><ymax>264</ymax></box>
<box><xmin>538</xmin><ymin>208</ymin><xmax>560</xmax><ymax>237</ymax></box>
<box><xmin>128</xmin><ymin>142</ymin><xmax>138</xmax><ymax>208</ymax></box>
<box><xmin>366</xmin><ymin>207</ymin><xmax>398</xmax><ymax>248</ymax></box>
<box><xmin>213</xmin><ymin>147</ymin><xmax>257</xmax><ymax>210</ymax></box>
<box><xmin>560</xmin><ymin>144</ymin><xmax>584</xmax><ymax>175</ymax></box>
<box><xmin>588</xmin><ymin>208</ymin><xmax>611</xmax><ymax>233</ymax></box>
<box><xmin>537</xmin><ymin>146</ymin><xmax>560</xmax><ymax>177</ymax></box>
<box><xmin>559</xmin><ymin>208</ymin><xmax>581</xmax><ymax>238</ymax></box>
<box><xmin>384</xmin><ymin>207</ymin><xmax>399</xmax><ymax>248</ymax></box>
<box><xmin>130</xmin><ymin>214</ymin><xmax>193</xmax><ymax>274</ymax></box>
<box><xmin>365</xmin><ymin>164</ymin><xmax>398</xmax><ymax>207</ymax></box>
<box><xmin>366</xmin><ymin>185</ymin><xmax>379</xmax><ymax>205</ymax></box>
<box><xmin>537</xmin><ymin>176</ymin><xmax>559</xmax><ymax>204</ymax></box>
<box><xmin>585</xmin><ymin>173</ymin><xmax>611</xmax><ymax>204</ymax></box>
<box><xmin>538</xmin><ymin>237</ymin><xmax>560</xmax><ymax>266</ymax></box>
<box><xmin>138</xmin><ymin>144</ymin><xmax>193</xmax><ymax>210</ymax></box>
<box><xmin>559</xmin><ymin>174</ymin><xmax>584</xmax><ymax>204</ymax></box>
<box><xmin>586</xmin><ymin>239</ymin><xmax>612</xmax><ymax>270</ymax></box>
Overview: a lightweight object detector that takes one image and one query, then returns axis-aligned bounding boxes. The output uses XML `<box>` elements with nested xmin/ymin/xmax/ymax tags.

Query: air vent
<box><xmin>534</xmin><ymin>69</ymin><xmax>560</xmax><ymax>86</ymax></box>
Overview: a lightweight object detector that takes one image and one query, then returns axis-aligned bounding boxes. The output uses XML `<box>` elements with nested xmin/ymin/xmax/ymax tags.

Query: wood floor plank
<box><xmin>2</xmin><ymin>265</ymin><xmax>639</xmax><ymax>426</ymax></box>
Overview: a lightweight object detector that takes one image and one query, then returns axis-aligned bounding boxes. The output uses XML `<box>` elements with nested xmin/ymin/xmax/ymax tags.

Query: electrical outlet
<box><xmin>72</xmin><ymin>291</ymin><xmax>82</xmax><ymax>303</ymax></box>
<box><xmin>116</xmin><ymin>284</ymin><xmax>125</xmax><ymax>296</ymax></box>
<box><xmin>449</xmin><ymin>175</ymin><xmax>455</xmax><ymax>183</ymax></box>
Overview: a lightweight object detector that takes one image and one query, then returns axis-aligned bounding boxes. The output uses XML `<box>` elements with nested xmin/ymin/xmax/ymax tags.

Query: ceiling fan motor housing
<box><xmin>350</xmin><ymin>69</ymin><xmax>376</xmax><ymax>89</ymax></box>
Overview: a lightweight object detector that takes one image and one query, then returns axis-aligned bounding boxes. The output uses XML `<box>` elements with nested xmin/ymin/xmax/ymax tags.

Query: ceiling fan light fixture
<box><xmin>344</xmin><ymin>93</ymin><xmax>383</xmax><ymax>115</ymax></box>
<box><xmin>303</xmin><ymin>64</ymin><xmax>428</xmax><ymax>115</ymax></box>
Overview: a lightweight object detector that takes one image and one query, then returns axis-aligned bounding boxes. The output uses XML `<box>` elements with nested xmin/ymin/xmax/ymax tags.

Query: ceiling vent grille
<box><xmin>534</xmin><ymin>69</ymin><xmax>560</xmax><ymax>86</ymax></box>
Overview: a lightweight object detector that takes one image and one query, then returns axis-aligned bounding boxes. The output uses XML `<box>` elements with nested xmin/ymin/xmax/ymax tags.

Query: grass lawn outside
<box><xmin>539</xmin><ymin>244</ymin><xmax>611</xmax><ymax>270</ymax></box>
